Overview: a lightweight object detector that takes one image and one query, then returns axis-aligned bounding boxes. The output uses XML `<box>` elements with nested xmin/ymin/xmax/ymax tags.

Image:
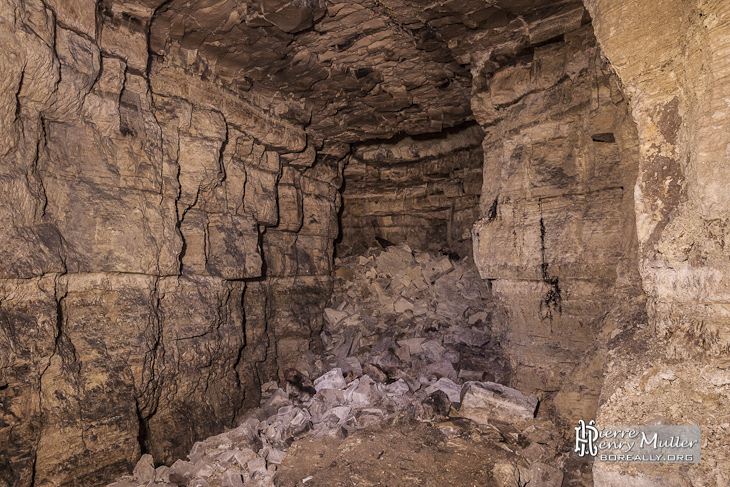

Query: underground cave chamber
<box><xmin>2</xmin><ymin>0</ymin><xmax>730</xmax><ymax>486</ymax></box>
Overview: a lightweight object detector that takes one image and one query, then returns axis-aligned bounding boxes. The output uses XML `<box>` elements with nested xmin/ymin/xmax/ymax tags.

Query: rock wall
<box><xmin>339</xmin><ymin>123</ymin><xmax>484</xmax><ymax>258</ymax></box>
<box><xmin>470</xmin><ymin>23</ymin><xmax>643</xmax><ymax>412</ymax></box>
<box><xmin>0</xmin><ymin>2</ymin><xmax>339</xmax><ymax>486</ymax></box>
<box><xmin>583</xmin><ymin>1</ymin><xmax>730</xmax><ymax>485</ymax></box>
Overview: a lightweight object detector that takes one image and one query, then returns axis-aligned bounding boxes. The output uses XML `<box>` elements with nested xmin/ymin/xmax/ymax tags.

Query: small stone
<box><xmin>338</xmin><ymin>356</ymin><xmax>363</xmax><ymax>377</ymax></box>
<box><xmin>343</xmin><ymin>378</ymin><xmax>373</xmax><ymax>407</ymax></box>
<box><xmin>395</xmin><ymin>345</ymin><xmax>411</xmax><ymax>363</ymax></box>
<box><xmin>422</xmin><ymin>390</ymin><xmax>451</xmax><ymax>417</ymax></box>
<box><xmin>155</xmin><ymin>465</ymin><xmax>170</xmax><ymax>482</ymax></box>
<box><xmin>378</xmin><ymin>379</ymin><xmax>409</xmax><ymax>396</ymax></box>
<box><xmin>459</xmin><ymin>381</ymin><xmax>538</xmax><ymax>424</ymax></box>
<box><xmin>422</xmin><ymin>257</ymin><xmax>453</xmax><ymax>283</ymax></box>
<box><xmin>233</xmin><ymin>448</ymin><xmax>258</xmax><ymax>468</ymax></box>
<box><xmin>247</xmin><ymin>456</ymin><xmax>267</xmax><ymax>476</ymax></box>
<box><xmin>222</xmin><ymin>470</ymin><xmax>245</xmax><ymax>487</ymax></box>
<box><xmin>425</xmin><ymin>360</ymin><xmax>457</xmax><ymax>381</ymax></box>
<box><xmin>263</xmin><ymin>389</ymin><xmax>291</xmax><ymax>412</ymax></box>
<box><xmin>425</xmin><ymin>377</ymin><xmax>462</xmax><ymax>403</ymax></box>
<box><xmin>398</xmin><ymin>338</ymin><xmax>426</xmax><ymax>355</ymax></box>
<box><xmin>266</xmin><ymin>448</ymin><xmax>287</xmax><ymax>465</ymax></box>
<box><xmin>394</xmin><ymin>297</ymin><xmax>413</xmax><ymax>313</ymax></box>
<box><xmin>421</xmin><ymin>340</ymin><xmax>445</xmax><ymax>362</ymax></box>
<box><xmin>334</xmin><ymin>266</ymin><xmax>355</xmax><ymax>279</ymax></box>
<box><xmin>168</xmin><ymin>459</ymin><xmax>197</xmax><ymax>485</ymax></box>
<box><xmin>314</xmin><ymin>368</ymin><xmax>347</xmax><ymax>392</ymax></box>
<box><xmin>324</xmin><ymin>308</ymin><xmax>349</xmax><ymax>326</ymax></box>
<box><xmin>362</xmin><ymin>364</ymin><xmax>387</xmax><ymax>382</ymax></box>
<box><xmin>194</xmin><ymin>461</ymin><xmax>217</xmax><ymax>478</ymax></box>
<box><xmin>132</xmin><ymin>454</ymin><xmax>155</xmax><ymax>484</ymax></box>
<box><xmin>458</xmin><ymin>369</ymin><xmax>484</xmax><ymax>381</ymax></box>
<box><xmin>467</xmin><ymin>311</ymin><xmax>488</xmax><ymax>325</ymax></box>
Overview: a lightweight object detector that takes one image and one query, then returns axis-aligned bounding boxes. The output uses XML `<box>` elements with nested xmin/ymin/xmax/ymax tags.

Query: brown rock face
<box><xmin>584</xmin><ymin>1</ymin><xmax>730</xmax><ymax>484</ymax></box>
<box><xmin>340</xmin><ymin>123</ymin><xmax>485</xmax><ymax>258</ymax></box>
<box><xmin>4</xmin><ymin>0</ymin><xmax>730</xmax><ymax>484</ymax></box>
<box><xmin>471</xmin><ymin>22</ymin><xmax>643</xmax><ymax>416</ymax></box>
<box><xmin>0</xmin><ymin>1</ymin><xmax>339</xmax><ymax>486</ymax></box>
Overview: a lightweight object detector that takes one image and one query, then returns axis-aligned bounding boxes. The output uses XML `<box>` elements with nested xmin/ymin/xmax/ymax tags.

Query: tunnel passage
<box><xmin>7</xmin><ymin>0</ymin><xmax>722</xmax><ymax>485</ymax></box>
<box><xmin>339</xmin><ymin>122</ymin><xmax>485</xmax><ymax>258</ymax></box>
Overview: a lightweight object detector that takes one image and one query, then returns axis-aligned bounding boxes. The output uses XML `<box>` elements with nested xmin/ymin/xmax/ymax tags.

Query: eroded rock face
<box><xmin>145</xmin><ymin>0</ymin><xmax>587</xmax><ymax>144</ymax></box>
<box><xmin>470</xmin><ymin>22</ymin><xmax>643</xmax><ymax>416</ymax></box>
<box><xmin>0</xmin><ymin>1</ymin><xmax>340</xmax><ymax>485</ymax></box>
<box><xmin>583</xmin><ymin>1</ymin><xmax>730</xmax><ymax>484</ymax></box>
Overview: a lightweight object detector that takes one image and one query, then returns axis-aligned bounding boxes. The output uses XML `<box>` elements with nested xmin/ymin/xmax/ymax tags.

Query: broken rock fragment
<box><xmin>459</xmin><ymin>381</ymin><xmax>538</xmax><ymax>424</ymax></box>
<box><xmin>425</xmin><ymin>377</ymin><xmax>462</xmax><ymax>404</ymax></box>
<box><xmin>314</xmin><ymin>368</ymin><xmax>347</xmax><ymax>392</ymax></box>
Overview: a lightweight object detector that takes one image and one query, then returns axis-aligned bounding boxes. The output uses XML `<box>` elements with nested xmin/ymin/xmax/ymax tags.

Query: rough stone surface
<box><xmin>0</xmin><ymin>2</ymin><xmax>341</xmax><ymax>485</ymax></box>
<box><xmin>340</xmin><ymin>123</ymin><xmax>484</xmax><ymax>258</ymax></box>
<box><xmin>322</xmin><ymin>244</ymin><xmax>510</xmax><ymax>390</ymax></box>
<box><xmin>4</xmin><ymin>0</ymin><xmax>730</xmax><ymax>485</ymax></box>
<box><xmin>582</xmin><ymin>1</ymin><xmax>730</xmax><ymax>485</ymax></box>
<box><xmin>104</xmin><ymin>246</ymin><xmax>567</xmax><ymax>487</ymax></box>
<box><xmin>470</xmin><ymin>21</ymin><xmax>645</xmax><ymax>419</ymax></box>
<box><xmin>459</xmin><ymin>381</ymin><xmax>539</xmax><ymax>424</ymax></box>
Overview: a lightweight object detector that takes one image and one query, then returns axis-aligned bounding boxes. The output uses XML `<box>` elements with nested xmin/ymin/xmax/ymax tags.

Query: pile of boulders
<box><xmin>109</xmin><ymin>245</ymin><xmax>561</xmax><ymax>487</ymax></box>
<box><xmin>110</xmin><ymin>371</ymin><xmax>541</xmax><ymax>487</ymax></box>
<box><xmin>319</xmin><ymin>244</ymin><xmax>510</xmax><ymax>387</ymax></box>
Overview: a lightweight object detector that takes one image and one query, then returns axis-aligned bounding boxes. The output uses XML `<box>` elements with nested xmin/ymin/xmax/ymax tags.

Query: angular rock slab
<box><xmin>459</xmin><ymin>381</ymin><xmax>538</xmax><ymax>424</ymax></box>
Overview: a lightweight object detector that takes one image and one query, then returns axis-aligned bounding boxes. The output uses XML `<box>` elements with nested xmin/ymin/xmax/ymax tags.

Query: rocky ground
<box><xmin>108</xmin><ymin>245</ymin><xmax>587</xmax><ymax>487</ymax></box>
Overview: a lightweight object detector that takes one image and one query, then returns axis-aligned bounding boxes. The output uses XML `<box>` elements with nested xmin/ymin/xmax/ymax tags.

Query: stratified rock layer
<box><xmin>0</xmin><ymin>2</ymin><xmax>340</xmax><ymax>486</ymax></box>
<box><xmin>340</xmin><ymin>123</ymin><xmax>484</xmax><ymax>258</ymax></box>
<box><xmin>584</xmin><ymin>1</ymin><xmax>730</xmax><ymax>485</ymax></box>
<box><xmin>470</xmin><ymin>23</ymin><xmax>644</xmax><ymax>415</ymax></box>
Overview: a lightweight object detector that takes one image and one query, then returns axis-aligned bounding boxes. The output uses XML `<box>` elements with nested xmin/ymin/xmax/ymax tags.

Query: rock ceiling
<box><xmin>110</xmin><ymin>0</ymin><xmax>587</xmax><ymax>142</ymax></box>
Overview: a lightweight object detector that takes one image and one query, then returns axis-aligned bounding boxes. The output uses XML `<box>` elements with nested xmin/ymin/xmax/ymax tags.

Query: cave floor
<box><xmin>275</xmin><ymin>416</ymin><xmax>592</xmax><ymax>487</ymax></box>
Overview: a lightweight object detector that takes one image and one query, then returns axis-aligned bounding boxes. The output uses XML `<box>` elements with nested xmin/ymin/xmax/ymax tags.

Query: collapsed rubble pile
<box><xmin>318</xmin><ymin>243</ymin><xmax>510</xmax><ymax>387</ymax></box>
<box><xmin>109</xmin><ymin>246</ymin><xmax>570</xmax><ymax>487</ymax></box>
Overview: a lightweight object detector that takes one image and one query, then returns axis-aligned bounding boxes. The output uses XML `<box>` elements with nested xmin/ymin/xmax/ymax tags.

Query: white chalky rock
<box><xmin>314</xmin><ymin>368</ymin><xmax>347</xmax><ymax>392</ymax></box>
<box><xmin>459</xmin><ymin>381</ymin><xmax>538</xmax><ymax>424</ymax></box>
<box><xmin>425</xmin><ymin>377</ymin><xmax>462</xmax><ymax>403</ymax></box>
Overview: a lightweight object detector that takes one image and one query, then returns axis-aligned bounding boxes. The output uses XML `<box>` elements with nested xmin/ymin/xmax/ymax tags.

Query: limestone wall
<box><xmin>583</xmin><ymin>1</ymin><xmax>730</xmax><ymax>484</ymax></box>
<box><xmin>470</xmin><ymin>24</ymin><xmax>643</xmax><ymax>407</ymax></box>
<box><xmin>340</xmin><ymin>123</ymin><xmax>484</xmax><ymax>258</ymax></box>
<box><xmin>0</xmin><ymin>2</ymin><xmax>340</xmax><ymax>486</ymax></box>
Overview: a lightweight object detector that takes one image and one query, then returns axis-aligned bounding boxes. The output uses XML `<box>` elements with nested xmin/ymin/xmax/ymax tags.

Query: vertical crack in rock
<box><xmin>538</xmin><ymin>199</ymin><xmax>561</xmax><ymax>328</ymax></box>
<box><xmin>14</xmin><ymin>68</ymin><xmax>25</xmax><ymax>122</ymax></box>
<box><xmin>486</xmin><ymin>197</ymin><xmax>498</xmax><ymax>223</ymax></box>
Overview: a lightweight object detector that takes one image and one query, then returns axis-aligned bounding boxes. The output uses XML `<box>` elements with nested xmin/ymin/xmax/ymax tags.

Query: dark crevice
<box><xmin>136</xmin><ymin>403</ymin><xmax>150</xmax><ymax>456</ymax></box>
<box><xmin>486</xmin><ymin>197</ymin><xmax>499</xmax><ymax>222</ymax></box>
<box><xmin>592</xmin><ymin>132</ymin><xmax>616</xmax><ymax>143</ymax></box>
<box><xmin>539</xmin><ymin>199</ymin><xmax>561</xmax><ymax>325</ymax></box>
<box><xmin>14</xmin><ymin>69</ymin><xmax>25</xmax><ymax>121</ymax></box>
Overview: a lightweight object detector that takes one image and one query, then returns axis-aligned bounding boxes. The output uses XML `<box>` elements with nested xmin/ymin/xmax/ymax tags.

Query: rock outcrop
<box><xmin>470</xmin><ymin>21</ymin><xmax>644</xmax><ymax>422</ymax></box>
<box><xmin>583</xmin><ymin>1</ymin><xmax>730</xmax><ymax>485</ymax></box>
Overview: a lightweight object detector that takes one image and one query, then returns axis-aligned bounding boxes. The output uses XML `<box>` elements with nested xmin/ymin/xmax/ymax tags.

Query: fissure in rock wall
<box><xmin>5</xmin><ymin>0</ymin><xmax>730</xmax><ymax>485</ymax></box>
<box><xmin>0</xmin><ymin>2</ymin><xmax>340</xmax><ymax>486</ymax></box>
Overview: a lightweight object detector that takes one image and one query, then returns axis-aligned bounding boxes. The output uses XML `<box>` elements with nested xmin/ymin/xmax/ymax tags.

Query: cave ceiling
<box><xmin>109</xmin><ymin>0</ymin><xmax>587</xmax><ymax>143</ymax></box>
